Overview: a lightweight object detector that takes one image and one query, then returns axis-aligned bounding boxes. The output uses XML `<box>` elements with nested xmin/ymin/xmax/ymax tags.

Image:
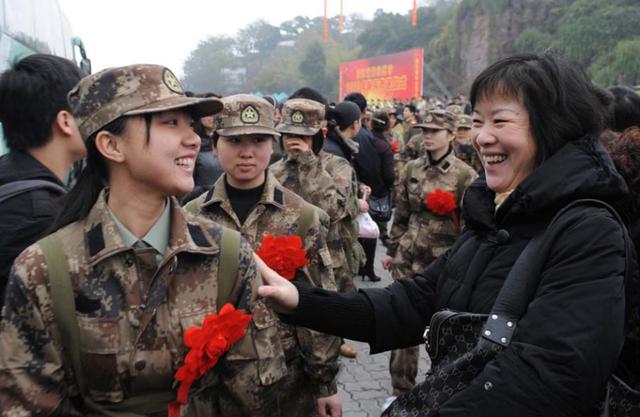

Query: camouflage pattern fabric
<box><xmin>216</xmin><ymin>94</ymin><xmax>280</xmax><ymax>138</ymax></box>
<box><xmin>276</xmin><ymin>99</ymin><xmax>325</xmax><ymax>137</ymax></box>
<box><xmin>271</xmin><ymin>150</ymin><xmax>361</xmax><ymax>293</ymax></box>
<box><xmin>68</xmin><ymin>64</ymin><xmax>221</xmax><ymax>140</ymax></box>
<box><xmin>0</xmin><ymin>192</ymin><xmax>276</xmax><ymax>417</ymax></box>
<box><xmin>186</xmin><ymin>171</ymin><xmax>341</xmax><ymax>411</ymax></box>
<box><xmin>387</xmin><ymin>152</ymin><xmax>478</xmax><ymax>280</ymax></box>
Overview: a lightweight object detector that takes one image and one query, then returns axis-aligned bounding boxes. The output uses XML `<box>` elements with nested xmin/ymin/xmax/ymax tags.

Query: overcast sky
<box><xmin>57</xmin><ymin>0</ymin><xmax>415</xmax><ymax>77</ymax></box>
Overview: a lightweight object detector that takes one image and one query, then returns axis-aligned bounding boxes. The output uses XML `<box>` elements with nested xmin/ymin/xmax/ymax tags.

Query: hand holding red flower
<box><xmin>256</xmin><ymin>234</ymin><xmax>309</xmax><ymax>280</ymax></box>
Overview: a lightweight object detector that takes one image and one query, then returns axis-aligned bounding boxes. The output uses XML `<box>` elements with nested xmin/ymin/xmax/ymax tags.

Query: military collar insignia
<box><xmin>241</xmin><ymin>105</ymin><xmax>260</xmax><ymax>124</ymax></box>
<box><xmin>291</xmin><ymin>111</ymin><xmax>304</xmax><ymax>124</ymax></box>
<box><xmin>162</xmin><ymin>68</ymin><xmax>184</xmax><ymax>94</ymax></box>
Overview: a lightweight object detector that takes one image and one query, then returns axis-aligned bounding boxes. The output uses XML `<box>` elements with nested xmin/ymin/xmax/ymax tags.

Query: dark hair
<box><xmin>327</xmin><ymin>101</ymin><xmax>361</xmax><ymax>130</ymax></box>
<box><xmin>0</xmin><ymin>54</ymin><xmax>84</xmax><ymax>151</ymax></box>
<box><xmin>344</xmin><ymin>92</ymin><xmax>367</xmax><ymax>112</ymax></box>
<box><xmin>289</xmin><ymin>87</ymin><xmax>328</xmax><ymax>106</ymax></box>
<box><xmin>404</xmin><ymin>104</ymin><xmax>417</xmax><ymax>114</ymax></box>
<box><xmin>371</xmin><ymin>111</ymin><xmax>390</xmax><ymax>134</ymax></box>
<box><xmin>607</xmin><ymin>86</ymin><xmax>640</xmax><ymax>132</ymax></box>
<box><xmin>50</xmin><ymin>114</ymin><xmax>153</xmax><ymax>232</ymax></box>
<box><xmin>470</xmin><ymin>52</ymin><xmax>611</xmax><ymax>165</ymax></box>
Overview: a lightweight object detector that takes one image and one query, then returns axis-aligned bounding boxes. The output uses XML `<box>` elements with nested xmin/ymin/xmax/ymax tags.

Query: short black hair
<box><xmin>289</xmin><ymin>87</ymin><xmax>328</xmax><ymax>106</ymax></box>
<box><xmin>607</xmin><ymin>86</ymin><xmax>640</xmax><ymax>132</ymax></box>
<box><xmin>404</xmin><ymin>104</ymin><xmax>417</xmax><ymax>114</ymax></box>
<box><xmin>344</xmin><ymin>92</ymin><xmax>367</xmax><ymax>112</ymax></box>
<box><xmin>0</xmin><ymin>54</ymin><xmax>84</xmax><ymax>151</ymax></box>
<box><xmin>470</xmin><ymin>52</ymin><xmax>610</xmax><ymax>164</ymax></box>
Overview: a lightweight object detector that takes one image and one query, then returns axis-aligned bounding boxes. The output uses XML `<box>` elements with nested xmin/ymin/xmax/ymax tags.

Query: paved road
<box><xmin>336</xmin><ymin>239</ymin><xmax>431</xmax><ymax>417</ymax></box>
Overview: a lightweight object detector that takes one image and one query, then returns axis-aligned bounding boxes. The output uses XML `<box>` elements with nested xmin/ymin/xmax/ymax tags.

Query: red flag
<box><xmin>323</xmin><ymin>0</ymin><xmax>329</xmax><ymax>42</ymax></box>
<box><xmin>411</xmin><ymin>0</ymin><xmax>417</xmax><ymax>26</ymax></box>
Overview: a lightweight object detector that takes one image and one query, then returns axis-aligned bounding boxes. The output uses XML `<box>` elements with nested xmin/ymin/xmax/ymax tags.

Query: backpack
<box><xmin>0</xmin><ymin>179</ymin><xmax>66</xmax><ymax>204</ymax></box>
<box><xmin>39</xmin><ymin>225</ymin><xmax>242</xmax><ymax>416</ymax></box>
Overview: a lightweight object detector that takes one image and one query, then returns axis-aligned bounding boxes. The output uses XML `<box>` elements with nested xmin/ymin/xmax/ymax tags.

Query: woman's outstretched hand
<box><xmin>255</xmin><ymin>253</ymin><xmax>300</xmax><ymax>313</ymax></box>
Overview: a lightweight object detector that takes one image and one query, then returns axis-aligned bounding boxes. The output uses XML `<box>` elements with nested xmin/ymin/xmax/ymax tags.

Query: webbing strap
<box><xmin>296</xmin><ymin>202</ymin><xmax>316</xmax><ymax>239</ymax></box>
<box><xmin>42</xmin><ymin>234</ymin><xmax>173</xmax><ymax>416</ymax></box>
<box><xmin>217</xmin><ymin>227</ymin><xmax>241</xmax><ymax>312</ymax></box>
<box><xmin>0</xmin><ymin>179</ymin><xmax>66</xmax><ymax>204</ymax></box>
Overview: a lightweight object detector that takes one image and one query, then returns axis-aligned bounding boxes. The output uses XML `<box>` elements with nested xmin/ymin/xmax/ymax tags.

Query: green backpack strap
<box><xmin>296</xmin><ymin>202</ymin><xmax>316</xmax><ymax>240</ymax></box>
<box><xmin>217</xmin><ymin>227</ymin><xmax>241</xmax><ymax>311</ymax></box>
<box><xmin>41</xmin><ymin>234</ymin><xmax>173</xmax><ymax>416</ymax></box>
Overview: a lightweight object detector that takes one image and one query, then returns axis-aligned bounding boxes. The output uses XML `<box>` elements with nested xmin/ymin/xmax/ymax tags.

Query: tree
<box><xmin>181</xmin><ymin>36</ymin><xmax>239</xmax><ymax>95</ymax></box>
<box><xmin>299</xmin><ymin>41</ymin><xmax>328</xmax><ymax>93</ymax></box>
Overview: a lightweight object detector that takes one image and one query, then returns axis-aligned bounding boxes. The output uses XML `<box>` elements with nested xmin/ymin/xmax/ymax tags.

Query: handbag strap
<box><xmin>480</xmin><ymin>198</ymin><xmax>631</xmax><ymax>348</ymax></box>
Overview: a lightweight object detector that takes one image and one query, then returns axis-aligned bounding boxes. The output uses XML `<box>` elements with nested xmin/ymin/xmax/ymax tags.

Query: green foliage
<box><xmin>181</xmin><ymin>0</ymin><xmax>639</xmax><ymax>100</ymax></box>
<box><xmin>514</xmin><ymin>29</ymin><xmax>554</xmax><ymax>53</ymax></box>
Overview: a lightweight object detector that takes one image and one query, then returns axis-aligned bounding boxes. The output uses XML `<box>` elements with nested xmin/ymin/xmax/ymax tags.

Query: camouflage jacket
<box><xmin>387</xmin><ymin>151</ymin><xmax>478</xmax><ymax>278</ymax></box>
<box><xmin>453</xmin><ymin>142</ymin><xmax>483</xmax><ymax>173</ymax></box>
<box><xmin>186</xmin><ymin>171</ymin><xmax>340</xmax><ymax>397</ymax></box>
<box><xmin>0</xmin><ymin>192</ymin><xmax>284</xmax><ymax>417</ymax></box>
<box><xmin>270</xmin><ymin>150</ymin><xmax>361</xmax><ymax>290</ymax></box>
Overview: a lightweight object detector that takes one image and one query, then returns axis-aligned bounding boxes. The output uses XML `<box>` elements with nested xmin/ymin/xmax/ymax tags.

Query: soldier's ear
<box><xmin>95</xmin><ymin>130</ymin><xmax>126</xmax><ymax>163</ymax></box>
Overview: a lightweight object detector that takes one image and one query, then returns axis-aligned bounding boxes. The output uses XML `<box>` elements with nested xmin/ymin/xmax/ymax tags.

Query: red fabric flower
<box><xmin>256</xmin><ymin>234</ymin><xmax>309</xmax><ymax>280</ymax></box>
<box><xmin>425</xmin><ymin>188</ymin><xmax>460</xmax><ymax>231</ymax></box>
<box><xmin>425</xmin><ymin>188</ymin><xmax>457</xmax><ymax>215</ymax></box>
<box><xmin>168</xmin><ymin>304</ymin><xmax>252</xmax><ymax>416</ymax></box>
<box><xmin>391</xmin><ymin>139</ymin><xmax>399</xmax><ymax>154</ymax></box>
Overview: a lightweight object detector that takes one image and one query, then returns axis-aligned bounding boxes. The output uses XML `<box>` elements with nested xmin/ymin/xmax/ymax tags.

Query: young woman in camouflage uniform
<box><xmin>0</xmin><ymin>65</ymin><xmax>276</xmax><ymax>417</ymax></box>
<box><xmin>185</xmin><ymin>94</ymin><xmax>342</xmax><ymax>417</ymax></box>
<box><xmin>381</xmin><ymin>109</ymin><xmax>478</xmax><ymax>406</ymax></box>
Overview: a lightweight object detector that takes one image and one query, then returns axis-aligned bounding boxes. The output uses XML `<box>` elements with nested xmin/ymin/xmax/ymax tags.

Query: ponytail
<box><xmin>50</xmin><ymin>116</ymin><xmax>128</xmax><ymax>232</ymax></box>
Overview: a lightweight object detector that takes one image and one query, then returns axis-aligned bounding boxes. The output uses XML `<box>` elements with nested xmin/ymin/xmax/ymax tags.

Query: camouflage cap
<box><xmin>68</xmin><ymin>64</ymin><xmax>222</xmax><ymax>140</ymax></box>
<box><xmin>458</xmin><ymin>114</ymin><xmax>472</xmax><ymax>129</ymax></box>
<box><xmin>415</xmin><ymin>109</ymin><xmax>456</xmax><ymax>132</ymax></box>
<box><xmin>276</xmin><ymin>98</ymin><xmax>325</xmax><ymax>136</ymax></box>
<box><xmin>445</xmin><ymin>105</ymin><xmax>463</xmax><ymax>117</ymax></box>
<box><xmin>216</xmin><ymin>94</ymin><xmax>280</xmax><ymax>137</ymax></box>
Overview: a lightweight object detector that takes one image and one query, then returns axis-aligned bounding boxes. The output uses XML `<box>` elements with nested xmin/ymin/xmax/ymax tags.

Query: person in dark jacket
<box><xmin>0</xmin><ymin>54</ymin><xmax>85</xmax><ymax>304</ymax></box>
<box><xmin>358</xmin><ymin>111</ymin><xmax>395</xmax><ymax>281</ymax></box>
<box><xmin>256</xmin><ymin>52</ymin><xmax>634</xmax><ymax>417</ymax></box>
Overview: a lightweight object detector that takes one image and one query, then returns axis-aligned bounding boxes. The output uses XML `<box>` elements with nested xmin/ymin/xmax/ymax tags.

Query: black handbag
<box><xmin>384</xmin><ymin>199</ymin><xmax>636</xmax><ymax>416</ymax></box>
<box><xmin>368</xmin><ymin>193</ymin><xmax>392</xmax><ymax>222</ymax></box>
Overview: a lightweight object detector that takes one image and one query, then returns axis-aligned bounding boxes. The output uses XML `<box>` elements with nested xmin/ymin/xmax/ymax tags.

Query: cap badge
<box><xmin>162</xmin><ymin>68</ymin><xmax>184</xmax><ymax>94</ymax></box>
<box><xmin>291</xmin><ymin>111</ymin><xmax>304</xmax><ymax>124</ymax></box>
<box><xmin>426</xmin><ymin>114</ymin><xmax>433</xmax><ymax>123</ymax></box>
<box><xmin>241</xmin><ymin>105</ymin><xmax>260</xmax><ymax>124</ymax></box>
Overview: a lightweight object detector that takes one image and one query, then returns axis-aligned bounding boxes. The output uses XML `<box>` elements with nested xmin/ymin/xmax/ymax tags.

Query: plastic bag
<box><xmin>357</xmin><ymin>212</ymin><xmax>380</xmax><ymax>239</ymax></box>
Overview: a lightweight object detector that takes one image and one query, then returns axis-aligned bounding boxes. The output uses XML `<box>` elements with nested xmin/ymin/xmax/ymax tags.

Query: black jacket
<box><xmin>0</xmin><ymin>151</ymin><xmax>65</xmax><ymax>304</ymax></box>
<box><xmin>287</xmin><ymin>137</ymin><xmax>633</xmax><ymax>417</ymax></box>
<box><xmin>370</xmin><ymin>130</ymin><xmax>394</xmax><ymax>196</ymax></box>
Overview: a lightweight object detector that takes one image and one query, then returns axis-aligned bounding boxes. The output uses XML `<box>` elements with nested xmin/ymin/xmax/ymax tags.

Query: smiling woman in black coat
<box><xmin>256</xmin><ymin>52</ymin><xmax>635</xmax><ymax>417</ymax></box>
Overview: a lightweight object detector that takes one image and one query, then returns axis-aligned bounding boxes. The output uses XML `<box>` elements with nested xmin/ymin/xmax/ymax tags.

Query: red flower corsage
<box><xmin>426</xmin><ymin>188</ymin><xmax>460</xmax><ymax>230</ymax></box>
<box><xmin>168</xmin><ymin>304</ymin><xmax>252</xmax><ymax>417</ymax></box>
<box><xmin>391</xmin><ymin>139</ymin><xmax>399</xmax><ymax>154</ymax></box>
<box><xmin>256</xmin><ymin>234</ymin><xmax>308</xmax><ymax>280</ymax></box>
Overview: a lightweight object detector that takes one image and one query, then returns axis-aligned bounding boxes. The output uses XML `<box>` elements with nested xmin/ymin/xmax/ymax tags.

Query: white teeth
<box><xmin>175</xmin><ymin>158</ymin><xmax>194</xmax><ymax>167</ymax></box>
<box><xmin>483</xmin><ymin>155</ymin><xmax>507</xmax><ymax>164</ymax></box>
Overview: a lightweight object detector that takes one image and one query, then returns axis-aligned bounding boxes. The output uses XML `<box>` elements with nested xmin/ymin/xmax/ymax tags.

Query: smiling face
<box><xmin>114</xmin><ymin>110</ymin><xmax>200</xmax><ymax>197</ymax></box>
<box><xmin>214</xmin><ymin>134</ymin><xmax>273</xmax><ymax>189</ymax></box>
<box><xmin>471</xmin><ymin>95</ymin><xmax>537</xmax><ymax>193</ymax></box>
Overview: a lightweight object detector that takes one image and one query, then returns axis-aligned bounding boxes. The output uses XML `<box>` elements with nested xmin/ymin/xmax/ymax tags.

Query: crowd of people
<box><xmin>0</xmin><ymin>50</ymin><xmax>639</xmax><ymax>417</ymax></box>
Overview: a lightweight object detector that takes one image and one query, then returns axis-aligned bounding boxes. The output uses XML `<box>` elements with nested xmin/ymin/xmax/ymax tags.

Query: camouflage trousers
<box><xmin>389</xmin><ymin>346</ymin><xmax>420</xmax><ymax>396</ymax></box>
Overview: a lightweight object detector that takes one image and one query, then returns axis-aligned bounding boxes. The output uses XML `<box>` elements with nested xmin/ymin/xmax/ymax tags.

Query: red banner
<box><xmin>339</xmin><ymin>48</ymin><xmax>424</xmax><ymax>101</ymax></box>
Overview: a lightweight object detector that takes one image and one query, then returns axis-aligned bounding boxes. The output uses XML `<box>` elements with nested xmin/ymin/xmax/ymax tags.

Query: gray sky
<box><xmin>58</xmin><ymin>0</ymin><xmax>415</xmax><ymax>77</ymax></box>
